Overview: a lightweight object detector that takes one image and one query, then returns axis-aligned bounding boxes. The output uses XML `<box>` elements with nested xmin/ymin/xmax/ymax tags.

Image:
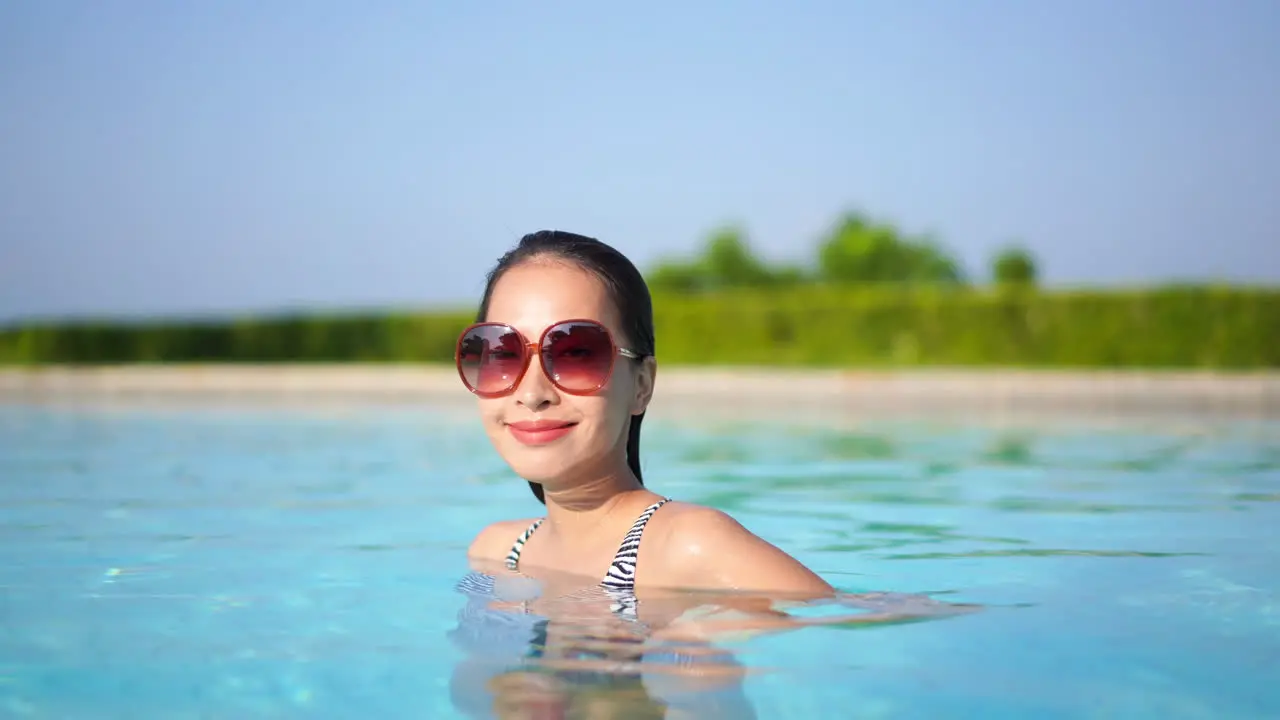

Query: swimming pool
<box><xmin>1</xmin><ymin>398</ymin><xmax>1277</xmax><ymax>718</ymax></box>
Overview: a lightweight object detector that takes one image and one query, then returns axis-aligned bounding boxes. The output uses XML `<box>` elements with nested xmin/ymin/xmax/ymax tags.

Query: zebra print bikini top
<box><xmin>505</xmin><ymin>497</ymin><xmax>672</xmax><ymax>591</ymax></box>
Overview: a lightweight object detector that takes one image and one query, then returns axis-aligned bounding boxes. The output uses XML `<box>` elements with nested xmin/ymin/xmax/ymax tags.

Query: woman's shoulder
<box><xmin>649</xmin><ymin>499</ymin><xmax>758</xmax><ymax>539</ymax></box>
<box><xmin>466</xmin><ymin>516</ymin><xmax>540</xmax><ymax>563</ymax></box>
<box><xmin>646</xmin><ymin>500</ymin><xmax>833</xmax><ymax>597</ymax></box>
<box><xmin>647</xmin><ymin>500</ymin><xmax>783</xmax><ymax>561</ymax></box>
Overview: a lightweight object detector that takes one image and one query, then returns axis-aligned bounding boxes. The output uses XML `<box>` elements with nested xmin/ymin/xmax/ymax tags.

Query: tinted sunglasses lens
<box><xmin>542</xmin><ymin>322</ymin><xmax>616</xmax><ymax>392</ymax></box>
<box><xmin>458</xmin><ymin>325</ymin><xmax>525</xmax><ymax>394</ymax></box>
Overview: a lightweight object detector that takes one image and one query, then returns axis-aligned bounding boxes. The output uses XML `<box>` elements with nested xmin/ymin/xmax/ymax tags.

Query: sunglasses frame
<box><xmin>455</xmin><ymin>318</ymin><xmax>643</xmax><ymax>398</ymax></box>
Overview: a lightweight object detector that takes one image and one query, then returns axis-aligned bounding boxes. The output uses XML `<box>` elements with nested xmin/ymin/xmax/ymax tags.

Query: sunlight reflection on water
<box><xmin>0</xmin><ymin>401</ymin><xmax>1277</xmax><ymax>718</ymax></box>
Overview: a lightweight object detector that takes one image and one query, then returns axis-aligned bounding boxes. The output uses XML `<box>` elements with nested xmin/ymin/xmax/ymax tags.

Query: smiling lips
<box><xmin>506</xmin><ymin>419</ymin><xmax>578</xmax><ymax>446</ymax></box>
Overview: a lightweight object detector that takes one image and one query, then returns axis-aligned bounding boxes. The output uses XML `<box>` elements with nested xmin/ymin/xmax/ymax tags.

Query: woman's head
<box><xmin>462</xmin><ymin>231</ymin><xmax>656</xmax><ymax>503</ymax></box>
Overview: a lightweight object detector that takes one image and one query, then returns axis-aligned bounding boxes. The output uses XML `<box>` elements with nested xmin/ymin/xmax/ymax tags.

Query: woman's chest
<box><xmin>516</xmin><ymin>530</ymin><xmax>630</xmax><ymax>581</ymax></box>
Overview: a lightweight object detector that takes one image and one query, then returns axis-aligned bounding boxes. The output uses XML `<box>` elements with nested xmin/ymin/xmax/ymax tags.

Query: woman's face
<box><xmin>476</xmin><ymin>260</ymin><xmax>654</xmax><ymax>488</ymax></box>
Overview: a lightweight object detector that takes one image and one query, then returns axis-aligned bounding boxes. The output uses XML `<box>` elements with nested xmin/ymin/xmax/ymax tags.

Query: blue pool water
<box><xmin>1</xmin><ymin>399</ymin><xmax>1277</xmax><ymax>718</ymax></box>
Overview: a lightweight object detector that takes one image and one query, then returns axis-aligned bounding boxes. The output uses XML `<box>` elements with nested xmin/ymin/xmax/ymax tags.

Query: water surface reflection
<box><xmin>448</xmin><ymin>567</ymin><xmax>978</xmax><ymax>719</ymax></box>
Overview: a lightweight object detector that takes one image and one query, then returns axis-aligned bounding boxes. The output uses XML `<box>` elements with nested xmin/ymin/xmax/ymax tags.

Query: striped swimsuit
<box><xmin>453</xmin><ymin>497</ymin><xmax>671</xmax><ymax>624</ymax></box>
<box><xmin>505</xmin><ymin>497</ymin><xmax>671</xmax><ymax>592</ymax></box>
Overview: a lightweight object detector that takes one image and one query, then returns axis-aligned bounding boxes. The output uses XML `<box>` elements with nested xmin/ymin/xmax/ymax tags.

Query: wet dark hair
<box><xmin>476</xmin><ymin>230</ymin><xmax>656</xmax><ymax>504</ymax></box>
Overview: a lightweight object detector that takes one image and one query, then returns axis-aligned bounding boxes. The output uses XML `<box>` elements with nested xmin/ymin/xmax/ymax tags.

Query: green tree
<box><xmin>701</xmin><ymin>226</ymin><xmax>773</xmax><ymax>288</ymax></box>
<box><xmin>992</xmin><ymin>245</ymin><xmax>1038</xmax><ymax>286</ymax></box>
<box><xmin>904</xmin><ymin>237</ymin><xmax>966</xmax><ymax>285</ymax></box>
<box><xmin>646</xmin><ymin>225</ymin><xmax>802</xmax><ymax>293</ymax></box>
<box><xmin>816</xmin><ymin>212</ymin><xmax>966</xmax><ymax>285</ymax></box>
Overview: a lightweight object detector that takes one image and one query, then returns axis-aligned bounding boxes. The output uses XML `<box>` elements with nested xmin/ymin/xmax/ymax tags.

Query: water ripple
<box><xmin>0</xmin><ymin>404</ymin><xmax>1277</xmax><ymax>718</ymax></box>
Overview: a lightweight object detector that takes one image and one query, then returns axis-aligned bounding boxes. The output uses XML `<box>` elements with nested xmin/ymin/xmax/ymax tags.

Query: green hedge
<box><xmin>0</xmin><ymin>310</ymin><xmax>475</xmax><ymax>365</ymax></box>
<box><xmin>1</xmin><ymin>287</ymin><xmax>1276</xmax><ymax>369</ymax></box>
<box><xmin>652</xmin><ymin>285</ymin><xmax>1277</xmax><ymax>369</ymax></box>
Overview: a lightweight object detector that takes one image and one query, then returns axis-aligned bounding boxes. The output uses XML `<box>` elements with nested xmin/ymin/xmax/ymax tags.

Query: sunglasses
<box><xmin>455</xmin><ymin>319</ymin><xmax>643</xmax><ymax>398</ymax></box>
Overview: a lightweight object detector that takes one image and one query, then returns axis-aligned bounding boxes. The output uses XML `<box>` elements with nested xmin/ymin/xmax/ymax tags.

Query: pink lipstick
<box><xmin>506</xmin><ymin>419</ymin><xmax>577</xmax><ymax>446</ymax></box>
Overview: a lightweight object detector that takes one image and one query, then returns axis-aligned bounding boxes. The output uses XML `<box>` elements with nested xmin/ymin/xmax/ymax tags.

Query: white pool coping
<box><xmin>1</xmin><ymin>365</ymin><xmax>1276</xmax><ymax>420</ymax></box>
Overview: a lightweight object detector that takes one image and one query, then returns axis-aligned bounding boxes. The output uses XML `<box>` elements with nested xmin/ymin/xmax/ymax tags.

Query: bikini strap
<box><xmin>504</xmin><ymin>518</ymin><xmax>544</xmax><ymax>571</ymax></box>
<box><xmin>602</xmin><ymin>498</ymin><xmax>671</xmax><ymax>589</ymax></box>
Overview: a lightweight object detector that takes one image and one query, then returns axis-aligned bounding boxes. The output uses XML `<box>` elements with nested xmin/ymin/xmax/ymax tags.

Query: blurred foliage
<box><xmin>648</xmin><ymin>226</ymin><xmax>807</xmax><ymax>293</ymax></box>
<box><xmin>1</xmin><ymin>286</ymin><xmax>1275</xmax><ymax>368</ymax></box>
<box><xmin>648</xmin><ymin>285</ymin><xmax>1277</xmax><ymax>369</ymax></box>
<box><xmin>648</xmin><ymin>212</ymin><xmax>967</xmax><ymax>293</ymax></box>
<box><xmin>992</xmin><ymin>245</ymin><xmax>1039</xmax><ymax>287</ymax></box>
<box><xmin>2</xmin><ymin>214</ymin><xmax>1273</xmax><ymax>369</ymax></box>
<box><xmin>816</xmin><ymin>213</ymin><xmax>965</xmax><ymax>286</ymax></box>
<box><xmin>0</xmin><ymin>311</ymin><xmax>474</xmax><ymax>366</ymax></box>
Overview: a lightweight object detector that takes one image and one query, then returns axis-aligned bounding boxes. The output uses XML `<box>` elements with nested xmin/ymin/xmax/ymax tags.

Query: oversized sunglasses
<box><xmin>455</xmin><ymin>319</ymin><xmax>643</xmax><ymax>398</ymax></box>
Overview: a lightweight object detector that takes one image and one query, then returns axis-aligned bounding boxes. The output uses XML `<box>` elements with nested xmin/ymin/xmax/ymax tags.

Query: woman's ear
<box><xmin>631</xmin><ymin>356</ymin><xmax>657</xmax><ymax>416</ymax></box>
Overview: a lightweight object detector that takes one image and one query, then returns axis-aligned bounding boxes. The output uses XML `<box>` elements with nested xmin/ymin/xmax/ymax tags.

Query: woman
<box><xmin>457</xmin><ymin>229</ymin><xmax>833</xmax><ymax>599</ymax></box>
<box><xmin>448</xmin><ymin>231</ymin><xmax>976</xmax><ymax>718</ymax></box>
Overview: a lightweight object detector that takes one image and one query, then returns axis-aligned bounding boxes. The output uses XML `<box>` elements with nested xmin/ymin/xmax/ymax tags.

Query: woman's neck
<box><xmin>540</xmin><ymin>467</ymin><xmax>648</xmax><ymax>535</ymax></box>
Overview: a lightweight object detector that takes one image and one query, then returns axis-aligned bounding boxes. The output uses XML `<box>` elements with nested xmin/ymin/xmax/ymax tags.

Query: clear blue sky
<box><xmin>1</xmin><ymin>0</ymin><xmax>1277</xmax><ymax>322</ymax></box>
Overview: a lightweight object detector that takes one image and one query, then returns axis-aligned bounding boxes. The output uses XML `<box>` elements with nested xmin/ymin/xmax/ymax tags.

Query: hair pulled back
<box><xmin>475</xmin><ymin>230</ymin><xmax>655</xmax><ymax>503</ymax></box>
